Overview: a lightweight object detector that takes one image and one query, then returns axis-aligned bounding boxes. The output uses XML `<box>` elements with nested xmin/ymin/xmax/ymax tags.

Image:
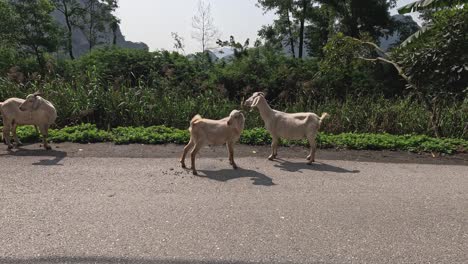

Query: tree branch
<box><xmin>357</xmin><ymin>56</ymin><xmax>411</xmax><ymax>83</ymax></box>
<box><xmin>351</xmin><ymin>37</ymin><xmax>389</xmax><ymax>58</ymax></box>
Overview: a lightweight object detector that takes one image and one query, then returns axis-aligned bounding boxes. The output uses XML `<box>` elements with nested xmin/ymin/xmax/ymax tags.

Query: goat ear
<box><xmin>32</xmin><ymin>97</ymin><xmax>42</xmax><ymax>110</ymax></box>
<box><xmin>251</xmin><ymin>96</ymin><xmax>260</xmax><ymax>107</ymax></box>
<box><xmin>227</xmin><ymin>114</ymin><xmax>236</xmax><ymax>127</ymax></box>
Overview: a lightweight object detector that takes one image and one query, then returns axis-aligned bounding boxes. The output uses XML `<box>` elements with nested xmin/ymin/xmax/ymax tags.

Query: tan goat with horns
<box><xmin>244</xmin><ymin>92</ymin><xmax>329</xmax><ymax>164</ymax></box>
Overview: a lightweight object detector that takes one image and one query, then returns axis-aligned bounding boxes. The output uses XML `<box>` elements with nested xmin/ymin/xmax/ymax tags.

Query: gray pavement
<box><xmin>0</xmin><ymin>143</ymin><xmax>467</xmax><ymax>264</ymax></box>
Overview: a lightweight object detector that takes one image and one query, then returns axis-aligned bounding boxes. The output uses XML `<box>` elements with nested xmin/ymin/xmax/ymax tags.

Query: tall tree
<box><xmin>191</xmin><ymin>0</ymin><xmax>218</xmax><ymax>52</ymax></box>
<box><xmin>110</xmin><ymin>15</ymin><xmax>120</xmax><ymax>45</ymax></box>
<box><xmin>317</xmin><ymin>0</ymin><xmax>396</xmax><ymax>39</ymax></box>
<box><xmin>81</xmin><ymin>0</ymin><xmax>118</xmax><ymax>50</ymax></box>
<box><xmin>355</xmin><ymin>5</ymin><xmax>467</xmax><ymax>137</ymax></box>
<box><xmin>257</xmin><ymin>0</ymin><xmax>297</xmax><ymax>57</ymax></box>
<box><xmin>9</xmin><ymin>0</ymin><xmax>62</xmax><ymax>68</ymax></box>
<box><xmin>52</xmin><ymin>0</ymin><xmax>85</xmax><ymax>59</ymax></box>
<box><xmin>304</xmin><ymin>4</ymin><xmax>332</xmax><ymax>57</ymax></box>
<box><xmin>0</xmin><ymin>0</ymin><xmax>20</xmax><ymax>46</ymax></box>
<box><xmin>295</xmin><ymin>0</ymin><xmax>311</xmax><ymax>58</ymax></box>
<box><xmin>171</xmin><ymin>32</ymin><xmax>186</xmax><ymax>54</ymax></box>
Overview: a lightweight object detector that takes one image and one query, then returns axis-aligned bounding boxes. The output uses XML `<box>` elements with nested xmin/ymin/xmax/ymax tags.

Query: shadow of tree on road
<box><xmin>199</xmin><ymin>168</ymin><xmax>275</xmax><ymax>186</ymax></box>
<box><xmin>273</xmin><ymin>159</ymin><xmax>359</xmax><ymax>174</ymax></box>
<box><xmin>0</xmin><ymin>146</ymin><xmax>67</xmax><ymax>166</ymax></box>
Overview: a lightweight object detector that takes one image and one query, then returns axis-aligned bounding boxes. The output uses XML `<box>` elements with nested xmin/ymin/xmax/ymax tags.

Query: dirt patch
<box><xmin>1</xmin><ymin>142</ymin><xmax>467</xmax><ymax>166</ymax></box>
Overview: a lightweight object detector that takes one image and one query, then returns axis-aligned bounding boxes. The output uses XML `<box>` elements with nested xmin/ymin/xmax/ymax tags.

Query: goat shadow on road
<box><xmin>199</xmin><ymin>168</ymin><xmax>276</xmax><ymax>186</ymax></box>
<box><xmin>273</xmin><ymin>159</ymin><xmax>360</xmax><ymax>174</ymax></box>
<box><xmin>0</xmin><ymin>145</ymin><xmax>67</xmax><ymax>166</ymax></box>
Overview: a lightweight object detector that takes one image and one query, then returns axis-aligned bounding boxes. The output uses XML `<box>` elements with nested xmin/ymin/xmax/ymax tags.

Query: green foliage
<box><xmin>1</xmin><ymin>75</ymin><xmax>466</xmax><ymax>138</ymax></box>
<box><xmin>0</xmin><ymin>0</ymin><xmax>19</xmax><ymax>46</ymax></box>
<box><xmin>394</xmin><ymin>6</ymin><xmax>468</xmax><ymax>100</ymax></box>
<box><xmin>52</xmin><ymin>0</ymin><xmax>87</xmax><ymax>60</ymax></box>
<box><xmin>5</xmin><ymin>124</ymin><xmax>467</xmax><ymax>154</ymax></box>
<box><xmin>80</xmin><ymin>0</ymin><xmax>119</xmax><ymax>50</ymax></box>
<box><xmin>112</xmin><ymin>126</ymin><xmax>189</xmax><ymax>144</ymax></box>
<box><xmin>75</xmin><ymin>47</ymin><xmax>157</xmax><ymax>85</ymax></box>
<box><xmin>397</xmin><ymin>0</ymin><xmax>466</xmax><ymax>14</ymax></box>
<box><xmin>49</xmin><ymin>123</ymin><xmax>113</xmax><ymax>143</ymax></box>
<box><xmin>212</xmin><ymin>47</ymin><xmax>319</xmax><ymax>102</ymax></box>
<box><xmin>9</xmin><ymin>0</ymin><xmax>63</xmax><ymax>67</ymax></box>
<box><xmin>316</xmin><ymin>33</ymin><xmax>404</xmax><ymax>98</ymax></box>
<box><xmin>316</xmin><ymin>0</ymin><xmax>396</xmax><ymax>39</ymax></box>
<box><xmin>14</xmin><ymin>124</ymin><xmax>112</xmax><ymax>143</ymax></box>
<box><xmin>389</xmin><ymin>6</ymin><xmax>468</xmax><ymax>137</ymax></box>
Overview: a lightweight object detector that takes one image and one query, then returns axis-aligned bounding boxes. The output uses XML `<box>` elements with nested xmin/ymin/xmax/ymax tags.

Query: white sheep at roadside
<box><xmin>244</xmin><ymin>92</ymin><xmax>329</xmax><ymax>164</ymax></box>
<box><xmin>180</xmin><ymin>110</ymin><xmax>245</xmax><ymax>175</ymax></box>
<box><xmin>0</xmin><ymin>92</ymin><xmax>57</xmax><ymax>150</ymax></box>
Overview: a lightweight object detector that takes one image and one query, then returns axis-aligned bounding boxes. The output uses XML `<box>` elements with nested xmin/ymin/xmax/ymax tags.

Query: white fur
<box><xmin>180</xmin><ymin>110</ymin><xmax>245</xmax><ymax>175</ymax></box>
<box><xmin>0</xmin><ymin>93</ymin><xmax>57</xmax><ymax>150</ymax></box>
<box><xmin>244</xmin><ymin>92</ymin><xmax>329</xmax><ymax>164</ymax></box>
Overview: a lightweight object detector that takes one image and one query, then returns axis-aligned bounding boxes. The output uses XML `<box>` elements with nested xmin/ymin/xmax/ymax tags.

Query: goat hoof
<box><xmin>45</xmin><ymin>145</ymin><xmax>52</xmax><ymax>150</ymax></box>
<box><xmin>7</xmin><ymin>145</ymin><xmax>13</xmax><ymax>150</ymax></box>
<box><xmin>192</xmin><ymin>170</ymin><xmax>198</xmax><ymax>176</ymax></box>
<box><xmin>232</xmin><ymin>164</ymin><xmax>238</xmax><ymax>170</ymax></box>
<box><xmin>268</xmin><ymin>156</ymin><xmax>275</xmax><ymax>160</ymax></box>
<box><xmin>181</xmin><ymin>164</ymin><xmax>186</xmax><ymax>169</ymax></box>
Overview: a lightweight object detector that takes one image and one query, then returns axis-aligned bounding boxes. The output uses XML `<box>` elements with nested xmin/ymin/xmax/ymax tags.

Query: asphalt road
<box><xmin>1</xmin><ymin>143</ymin><xmax>467</xmax><ymax>264</ymax></box>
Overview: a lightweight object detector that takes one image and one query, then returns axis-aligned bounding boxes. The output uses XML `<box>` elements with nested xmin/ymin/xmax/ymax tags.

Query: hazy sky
<box><xmin>115</xmin><ymin>0</ymin><xmax>420</xmax><ymax>53</ymax></box>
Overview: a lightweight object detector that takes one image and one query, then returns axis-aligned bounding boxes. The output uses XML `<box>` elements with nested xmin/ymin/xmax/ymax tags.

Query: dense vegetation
<box><xmin>8</xmin><ymin>124</ymin><xmax>467</xmax><ymax>154</ymax></box>
<box><xmin>0</xmin><ymin>0</ymin><xmax>467</xmax><ymax>149</ymax></box>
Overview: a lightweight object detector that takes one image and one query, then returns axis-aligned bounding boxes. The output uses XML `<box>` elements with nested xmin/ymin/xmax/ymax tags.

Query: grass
<box><xmin>3</xmin><ymin>124</ymin><xmax>467</xmax><ymax>154</ymax></box>
<box><xmin>1</xmin><ymin>77</ymin><xmax>466</xmax><ymax>138</ymax></box>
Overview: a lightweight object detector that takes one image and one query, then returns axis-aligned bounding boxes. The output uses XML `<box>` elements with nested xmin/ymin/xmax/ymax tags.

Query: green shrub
<box><xmin>14</xmin><ymin>123</ymin><xmax>113</xmax><ymax>143</ymax></box>
<box><xmin>3</xmin><ymin>124</ymin><xmax>466</xmax><ymax>154</ymax></box>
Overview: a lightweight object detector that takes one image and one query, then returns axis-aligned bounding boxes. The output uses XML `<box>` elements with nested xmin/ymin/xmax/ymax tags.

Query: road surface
<box><xmin>1</xmin><ymin>143</ymin><xmax>467</xmax><ymax>264</ymax></box>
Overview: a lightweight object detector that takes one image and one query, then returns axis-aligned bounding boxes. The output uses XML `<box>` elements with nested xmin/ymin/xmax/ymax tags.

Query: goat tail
<box><xmin>190</xmin><ymin>114</ymin><xmax>202</xmax><ymax>125</ymax></box>
<box><xmin>318</xmin><ymin>112</ymin><xmax>330</xmax><ymax>128</ymax></box>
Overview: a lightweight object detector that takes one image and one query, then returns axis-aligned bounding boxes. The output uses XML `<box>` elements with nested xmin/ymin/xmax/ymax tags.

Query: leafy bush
<box><xmin>14</xmin><ymin>123</ymin><xmax>113</xmax><ymax>143</ymax></box>
<box><xmin>1</xmin><ymin>74</ymin><xmax>466</xmax><ymax>138</ymax></box>
<box><xmin>3</xmin><ymin>124</ymin><xmax>467</xmax><ymax>154</ymax></box>
<box><xmin>112</xmin><ymin>126</ymin><xmax>189</xmax><ymax>144</ymax></box>
<box><xmin>315</xmin><ymin>33</ymin><xmax>406</xmax><ymax>99</ymax></box>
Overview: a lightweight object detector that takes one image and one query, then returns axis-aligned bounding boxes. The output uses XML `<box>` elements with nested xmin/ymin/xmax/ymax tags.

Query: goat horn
<box><xmin>33</xmin><ymin>91</ymin><xmax>42</xmax><ymax>97</ymax></box>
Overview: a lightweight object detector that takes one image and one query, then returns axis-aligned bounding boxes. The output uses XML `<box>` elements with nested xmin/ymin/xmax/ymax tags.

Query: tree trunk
<box><xmin>285</xmin><ymin>8</ymin><xmax>295</xmax><ymax>58</ymax></box>
<box><xmin>355</xmin><ymin>40</ymin><xmax>444</xmax><ymax>138</ymax></box>
<box><xmin>88</xmin><ymin>1</ymin><xmax>95</xmax><ymax>50</ymax></box>
<box><xmin>33</xmin><ymin>46</ymin><xmax>45</xmax><ymax>69</ymax></box>
<box><xmin>298</xmin><ymin>0</ymin><xmax>307</xmax><ymax>58</ymax></box>
<box><xmin>62</xmin><ymin>1</ymin><xmax>75</xmax><ymax>59</ymax></box>
<box><xmin>112</xmin><ymin>30</ymin><xmax>117</xmax><ymax>45</ymax></box>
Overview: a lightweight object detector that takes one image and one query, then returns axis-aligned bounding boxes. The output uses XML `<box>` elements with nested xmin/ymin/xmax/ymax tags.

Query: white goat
<box><xmin>180</xmin><ymin>110</ymin><xmax>245</xmax><ymax>175</ymax></box>
<box><xmin>0</xmin><ymin>92</ymin><xmax>57</xmax><ymax>150</ymax></box>
<box><xmin>244</xmin><ymin>92</ymin><xmax>329</xmax><ymax>164</ymax></box>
